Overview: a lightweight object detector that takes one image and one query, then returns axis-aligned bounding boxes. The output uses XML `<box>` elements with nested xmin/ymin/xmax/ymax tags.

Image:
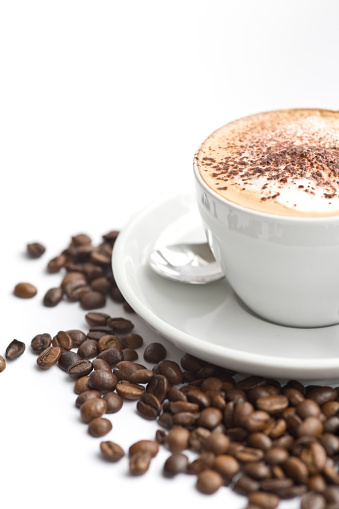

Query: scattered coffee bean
<box><xmin>116</xmin><ymin>380</ymin><xmax>145</xmax><ymax>400</ymax></box>
<box><xmin>77</xmin><ymin>339</ymin><xmax>98</xmax><ymax>359</ymax></box>
<box><xmin>37</xmin><ymin>346</ymin><xmax>62</xmax><ymax>369</ymax></box>
<box><xmin>80</xmin><ymin>291</ymin><xmax>106</xmax><ymax>310</ymax></box>
<box><xmin>67</xmin><ymin>359</ymin><xmax>93</xmax><ymax>379</ymax></box>
<box><xmin>152</xmin><ymin>360</ymin><xmax>183</xmax><ymax>385</ymax></box>
<box><xmin>92</xmin><ymin>358</ymin><xmax>111</xmax><ymax>372</ymax></box>
<box><xmin>248</xmin><ymin>492</ymin><xmax>280</xmax><ymax>509</ymax></box>
<box><xmin>88</xmin><ymin>369</ymin><xmax>117</xmax><ymax>393</ymax></box>
<box><xmin>137</xmin><ymin>393</ymin><xmax>162</xmax><ymax>420</ymax></box>
<box><xmin>88</xmin><ymin>417</ymin><xmax>112</xmax><ymax>437</ymax></box>
<box><xmin>100</xmin><ymin>441</ymin><xmax>125</xmax><ymax>462</ymax></box>
<box><xmin>129</xmin><ymin>451</ymin><xmax>152</xmax><ymax>476</ymax></box>
<box><xmin>129</xmin><ymin>440</ymin><xmax>159</xmax><ymax>458</ymax></box>
<box><xmin>80</xmin><ymin>398</ymin><xmax>107</xmax><ymax>423</ymax></box>
<box><xmin>53</xmin><ymin>330</ymin><xmax>73</xmax><ymax>350</ymax></box>
<box><xmin>5</xmin><ymin>339</ymin><xmax>26</xmax><ymax>360</ymax></box>
<box><xmin>66</xmin><ymin>329</ymin><xmax>87</xmax><ymax>347</ymax></box>
<box><xmin>196</xmin><ymin>469</ymin><xmax>223</xmax><ymax>494</ymax></box>
<box><xmin>97</xmin><ymin>348</ymin><xmax>123</xmax><ymax>367</ymax></box>
<box><xmin>0</xmin><ymin>355</ymin><xmax>6</xmax><ymax>372</ymax></box>
<box><xmin>120</xmin><ymin>333</ymin><xmax>143</xmax><ymax>349</ymax></box>
<box><xmin>27</xmin><ymin>242</ymin><xmax>46</xmax><ymax>258</ymax></box>
<box><xmin>143</xmin><ymin>342</ymin><xmax>167</xmax><ymax>363</ymax></box>
<box><xmin>30</xmin><ymin>333</ymin><xmax>52</xmax><ymax>353</ymax></box>
<box><xmin>75</xmin><ymin>390</ymin><xmax>101</xmax><ymax>408</ymax></box>
<box><xmin>43</xmin><ymin>287</ymin><xmax>63</xmax><ymax>307</ymax></box>
<box><xmin>85</xmin><ymin>312</ymin><xmax>110</xmax><ymax>327</ymax></box>
<box><xmin>74</xmin><ymin>376</ymin><xmax>91</xmax><ymax>394</ymax></box>
<box><xmin>58</xmin><ymin>351</ymin><xmax>82</xmax><ymax>372</ymax></box>
<box><xmin>102</xmin><ymin>392</ymin><xmax>123</xmax><ymax>413</ymax></box>
<box><xmin>107</xmin><ymin>317</ymin><xmax>134</xmax><ymax>334</ymax></box>
<box><xmin>122</xmin><ymin>348</ymin><xmax>138</xmax><ymax>361</ymax></box>
<box><xmin>163</xmin><ymin>453</ymin><xmax>189</xmax><ymax>476</ymax></box>
<box><xmin>14</xmin><ymin>282</ymin><xmax>37</xmax><ymax>298</ymax></box>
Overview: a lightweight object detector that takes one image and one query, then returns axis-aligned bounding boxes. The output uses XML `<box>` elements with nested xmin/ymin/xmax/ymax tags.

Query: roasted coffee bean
<box><xmin>67</xmin><ymin>359</ymin><xmax>93</xmax><ymax>378</ymax></box>
<box><xmin>110</xmin><ymin>285</ymin><xmax>125</xmax><ymax>303</ymax></box>
<box><xmin>102</xmin><ymin>392</ymin><xmax>123</xmax><ymax>413</ymax></box>
<box><xmin>47</xmin><ymin>254</ymin><xmax>66</xmax><ymax>273</ymax></box>
<box><xmin>169</xmin><ymin>401</ymin><xmax>199</xmax><ymax>414</ymax></box>
<box><xmin>71</xmin><ymin>233</ymin><xmax>92</xmax><ymax>246</ymax></box>
<box><xmin>165</xmin><ymin>427</ymin><xmax>190</xmax><ymax>452</ymax></box>
<box><xmin>92</xmin><ymin>358</ymin><xmax>111</xmax><ymax>372</ymax></box>
<box><xmin>323</xmin><ymin>416</ymin><xmax>339</xmax><ymax>434</ymax></box>
<box><xmin>123</xmin><ymin>301</ymin><xmax>135</xmax><ymax>313</ymax></box>
<box><xmin>163</xmin><ymin>453</ymin><xmax>188</xmax><ymax>476</ymax></box>
<box><xmin>236</xmin><ymin>376</ymin><xmax>267</xmax><ymax>391</ymax></box>
<box><xmin>189</xmin><ymin>428</ymin><xmax>211</xmax><ymax>452</ymax></box>
<box><xmin>296</xmin><ymin>400</ymin><xmax>321</xmax><ymax>419</ymax></box>
<box><xmin>137</xmin><ymin>394</ymin><xmax>162</xmax><ymax>420</ymax></box>
<box><xmin>308</xmin><ymin>474</ymin><xmax>327</xmax><ymax>493</ymax></box>
<box><xmin>298</xmin><ymin>417</ymin><xmax>323</xmax><ymax>438</ymax></box>
<box><xmin>283</xmin><ymin>387</ymin><xmax>305</xmax><ymax>406</ymax></box>
<box><xmin>64</xmin><ymin>281</ymin><xmax>90</xmax><ymax>302</ymax></box>
<box><xmin>129</xmin><ymin>451</ymin><xmax>152</xmax><ymax>475</ymax></box>
<box><xmin>96</xmin><ymin>348</ymin><xmax>123</xmax><ymax>367</ymax></box>
<box><xmin>243</xmin><ymin>461</ymin><xmax>271</xmax><ymax>481</ymax></box>
<box><xmin>153</xmin><ymin>360</ymin><xmax>183</xmax><ymax>385</ymax></box>
<box><xmin>90</xmin><ymin>276</ymin><xmax>112</xmax><ymax>294</ymax></box>
<box><xmin>186</xmin><ymin>389</ymin><xmax>211</xmax><ymax>409</ymax></box>
<box><xmin>61</xmin><ymin>272</ymin><xmax>86</xmax><ymax>288</ymax></box>
<box><xmin>0</xmin><ymin>355</ymin><xmax>6</xmax><ymax>372</ymax></box>
<box><xmin>102</xmin><ymin>230</ymin><xmax>119</xmax><ymax>244</ymax></box>
<box><xmin>53</xmin><ymin>331</ymin><xmax>73</xmax><ymax>351</ymax></box>
<box><xmin>282</xmin><ymin>456</ymin><xmax>309</xmax><ymax>484</ymax></box>
<box><xmin>299</xmin><ymin>442</ymin><xmax>327</xmax><ymax>475</ymax></box>
<box><xmin>80</xmin><ymin>398</ymin><xmax>107</xmax><ymax>423</ymax></box>
<box><xmin>172</xmin><ymin>412</ymin><xmax>200</xmax><ymax>427</ymax></box>
<box><xmin>264</xmin><ymin>447</ymin><xmax>289</xmax><ymax>466</ymax></box>
<box><xmin>122</xmin><ymin>348</ymin><xmax>138</xmax><ymax>361</ymax></box>
<box><xmin>43</xmin><ymin>287</ymin><xmax>63</xmax><ymax>307</ymax></box>
<box><xmin>86</xmin><ymin>330</ymin><xmax>109</xmax><ymax>341</ymax></box>
<box><xmin>300</xmin><ymin>492</ymin><xmax>326</xmax><ymax>509</ymax></box>
<box><xmin>88</xmin><ymin>417</ymin><xmax>112</xmax><ymax>437</ymax></box>
<box><xmin>203</xmin><ymin>431</ymin><xmax>229</xmax><ymax>454</ymax></box>
<box><xmin>58</xmin><ymin>351</ymin><xmax>82</xmax><ymax>372</ymax></box>
<box><xmin>89</xmin><ymin>325</ymin><xmax>114</xmax><ymax>334</ymax></box>
<box><xmin>234</xmin><ymin>474</ymin><xmax>260</xmax><ymax>494</ymax></box>
<box><xmin>234</xmin><ymin>446</ymin><xmax>264</xmax><ymax>463</ymax></box>
<box><xmin>114</xmin><ymin>360</ymin><xmax>146</xmax><ymax>381</ymax></box>
<box><xmin>27</xmin><ymin>242</ymin><xmax>46</xmax><ymax>258</ymax></box>
<box><xmin>77</xmin><ymin>339</ymin><xmax>98</xmax><ymax>359</ymax></box>
<box><xmin>14</xmin><ymin>282</ymin><xmax>37</xmax><ymax>298</ymax></box>
<box><xmin>116</xmin><ymin>380</ymin><xmax>145</xmax><ymax>400</ymax></box>
<box><xmin>321</xmin><ymin>401</ymin><xmax>339</xmax><ymax>418</ymax></box>
<box><xmin>88</xmin><ymin>370</ymin><xmax>117</xmax><ymax>393</ymax></box>
<box><xmin>85</xmin><ymin>312</ymin><xmax>110</xmax><ymax>327</ymax></box>
<box><xmin>74</xmin><ymin>376</ymin><xmax>91</xmax><ymax>394</ymax></box>
<box><xmin>5</xmin><ymin>339</ymin><xmax>25</xmax><ymax>360</ymax></box>
<box><xmin>31</xmin><ymin>333</ymin><xmax>52</xmax><ymax>353</ymax></box>
<box><xmin>146</xmin><ymin>374</ymin><xmax>169</xmax><ymax>403</ymax></box>
<box><xmin>129</xmin><ymin>440</ymin><xmax>159</xmax><ymax>458</ymax></box>
<box><xmin>256</xmin><ymin>395</ymin><xmax>289</xmax><ymax>414</ymax></box>
<box><xmin>260</xmin><ymin>478</ymin><xmax>294</xmax><ymax>494</ymax></box>
<box><xmin>75</xmin><ymin>390</ymin><xmax>101</xmax><ymax>407</ymax></box>
<box><xmin>158</xmin><ymin>412</ymin><xmax>173</xmax><ymax>429</ymax></box>
<box><xmin>100</xmin><ymin>441</ymin><xmax>125</xmax><ymax>462</ymax></box>
<box><xmin>37</xmin><ymin>346</ymin><xmax>62</xmax><ymax>369</ymax></box>
<box><xmin>197</xmin><ymin>407</ymin><xmax>223</xmax><ymax>429</ymax></box>
<box><xmin>247</xmin><ymin>433</ymin><xmax>273</xmax><ymax>451</ymax></box>
<box><xmin>187</xmin><ymin>451</ymin><xmax>215</xmax><ymax>474</ymax></box>
<box><xmin>201</xmin><ymin>377</ymin><xmax>223</xmax><ymax>392</ymax></box>
<box><xmin>196</xmin><ymin>469</ymin><xmax>223</xmax><ymax>494</ymax></box>
<box><xmin>107</xmin><ymin>317</ymin><xmax>134</xmax><ymax>333</ymax></box>
<box><xmin>97</xmin><ymin>335</ymin><xmax>122</xmax><ymax>352</ymax></box>
<box><xmin>90</xmin><ymin>250</ymin><xmax>111</xmax><ymax>266</ymax></box>
<box><xmin>180</xmin><ymin>353</ymin><xmax>207</xmax><ymax>372</ymax></box>
<box><xmin>213</xmin><ymin>454</ymin><xmax>240</xmax><ymax>478</ymax></box>
<box><xmin>306</xmin><ymin>386</ymin><xmax>337</xmax><ymax>406</ymax></box>
<box><xmin>320</xmin><ymin>433</ymin><xmax>339</xmax><ymax>457</ymax></box>
<box><xmin>248</xmin><ymin>492</ymin><xmax>280</xmax><ymax>509</ymax></box>
<box><xmin>80</xmin><ymin>291</ymin><xmax>106</xmax><ymax>310</ymax></box>
<box><xmin>143</xmin><ymin>342</ymin><xmax>167</xmax><ymax>363</ymax></box>
<box><xmin>66</xmin><ymin>329</ymin><xmax>87</xmax><ymax>347</ymax></box>
<box><xmin>129</xmin><ymin>369</ymin><xmax>153</xmax><ymax>384</ymax></box>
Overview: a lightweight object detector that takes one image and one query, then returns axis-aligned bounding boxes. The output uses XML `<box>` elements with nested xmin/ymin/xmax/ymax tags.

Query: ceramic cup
<box><xmin>193</xmin><ymin>150</ymin><xmax>339</xmax><ymax>328</ymax></box>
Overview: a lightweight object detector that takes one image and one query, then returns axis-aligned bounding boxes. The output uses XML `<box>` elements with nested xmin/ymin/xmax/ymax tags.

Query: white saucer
<box><xmin>113</xmin><ymin>192</ymin><xmax>339</xmax><ymax>381</ymax></box>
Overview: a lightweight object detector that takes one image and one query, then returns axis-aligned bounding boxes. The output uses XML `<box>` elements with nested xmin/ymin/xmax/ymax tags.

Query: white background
<box><xmin>1</xmin><ymin>1</ymin><xmax>338</xmax><ymax>508</ymax></box>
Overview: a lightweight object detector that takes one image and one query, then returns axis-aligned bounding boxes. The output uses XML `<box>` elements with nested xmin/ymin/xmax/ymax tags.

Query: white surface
<box><xmin>1</xmin><ymin>1</ymin><xmax>339</xmax><ymax>508</ymax></box>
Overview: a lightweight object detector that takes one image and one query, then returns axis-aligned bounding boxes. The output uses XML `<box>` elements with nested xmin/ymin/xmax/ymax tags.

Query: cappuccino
<box><xmin>195</xmin><ymin>109</ymin><xmax>339</xmax><ymax>217</ymax></box>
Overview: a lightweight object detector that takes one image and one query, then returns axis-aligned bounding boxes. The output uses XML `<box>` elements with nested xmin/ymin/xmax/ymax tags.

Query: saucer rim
<box><xmin>113</xmin><ymin>191</ymin><xmax>339</xmax><ymax>379</ymax></box>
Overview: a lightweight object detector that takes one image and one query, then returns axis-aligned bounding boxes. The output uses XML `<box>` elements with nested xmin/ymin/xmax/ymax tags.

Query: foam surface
<box><xmin>196</xmin><ymin>109</ymin><xmax>339</xmax><ymax>216</ymax></box>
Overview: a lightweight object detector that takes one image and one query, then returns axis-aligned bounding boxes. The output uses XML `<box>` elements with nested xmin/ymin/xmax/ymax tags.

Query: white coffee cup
<box><xmin>193</xmin><ymin>153</ymin><xmax>339</xmax><ymax>328</ymax></box>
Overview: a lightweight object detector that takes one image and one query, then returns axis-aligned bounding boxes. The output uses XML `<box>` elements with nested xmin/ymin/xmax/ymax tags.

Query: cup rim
<box><xmin>193</xmin><ymin>110</ymin><xmax>339</xmax><ymax>224</ymax></box>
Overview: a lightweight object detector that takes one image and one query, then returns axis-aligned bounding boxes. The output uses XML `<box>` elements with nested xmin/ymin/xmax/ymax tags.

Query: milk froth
<box><xmin>196</xmin><ymin>109</ymin><xmax>339</xmax><ymax>216</ymax></box>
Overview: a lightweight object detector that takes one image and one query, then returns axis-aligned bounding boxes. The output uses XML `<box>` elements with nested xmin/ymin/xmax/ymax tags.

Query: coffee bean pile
<box><xmin>5</xmin><ymin>231</ymin><xmax>339</xmax><ymax>508</ymax></box>
<box><xmin>14</xmin><ymin>231</ymin><xmax>133</xmax><ymax>312</ymax></box>
<box><xmin>9</xmin><ymin>311</ymin><xmax>334</xmax><ymax>508</ymax></box>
